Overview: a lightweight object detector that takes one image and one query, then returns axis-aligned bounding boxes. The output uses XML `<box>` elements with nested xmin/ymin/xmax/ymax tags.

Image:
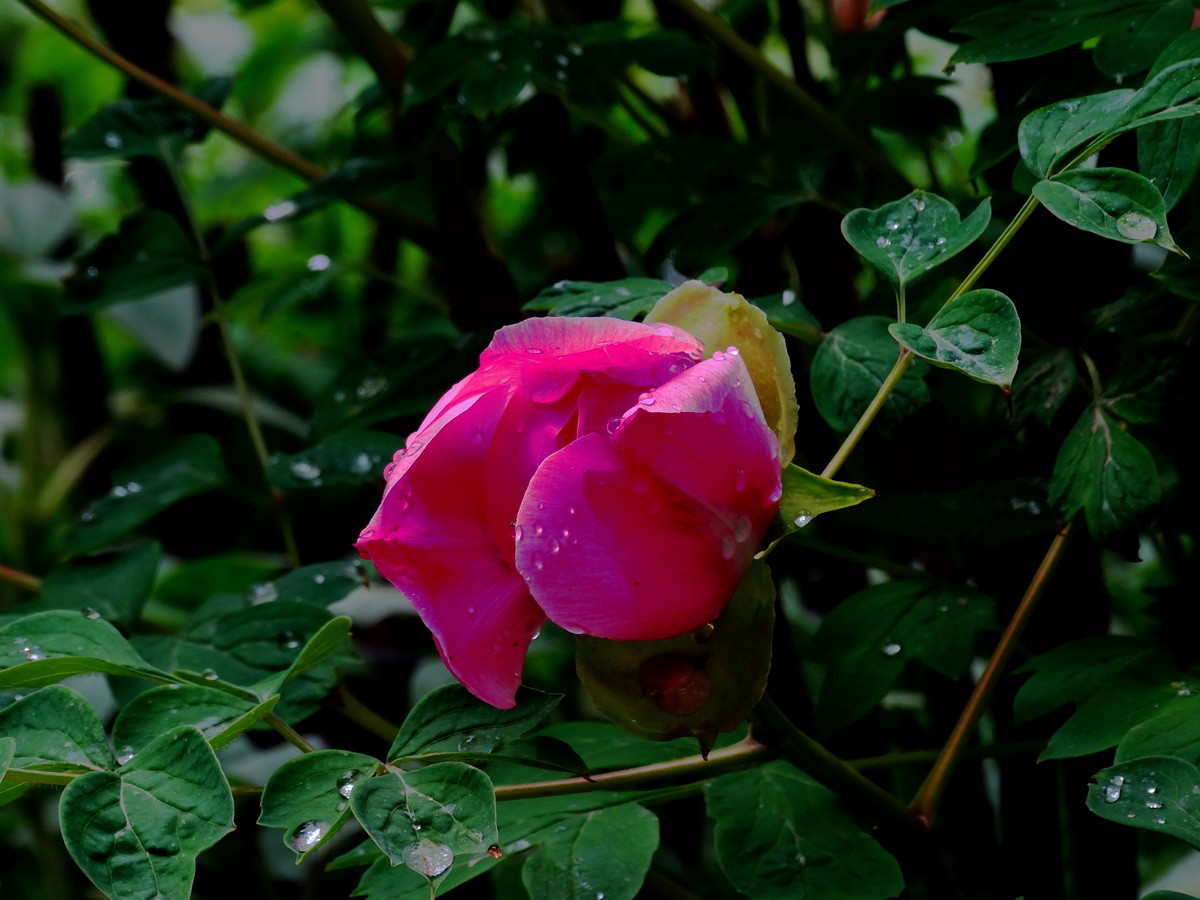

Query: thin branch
<box><xmin>821</xmin><ymin>350</ymin><xmax>915</xmax><ymax>480</ymax></box>
<box><xmin>908</xmin><ymin>521</ymin><xmax>1076</xmax><ymax>826</ymax></box>
<box><xmin>264</xmin><ymin>712</ymin><xmax>318</xmax><ymax>754</ymax></box>
<box><xmin>314</xmin><ymin>0</ymin><xmax>411</xmax><ymax>107</ymax></box>
<box><xmin>661</xmin><ymin>0</ymin><xmax>909</xmax><ymax>190</ymax></box>
<box><xmin>0</xmin><ymin>564</ymin><xmax>42</xmax><ymax>593</ymax></box>
<box><xmin>14</xmin><ymin>0</ymin><xmax>445</xmax><ymax>248</ymax></box>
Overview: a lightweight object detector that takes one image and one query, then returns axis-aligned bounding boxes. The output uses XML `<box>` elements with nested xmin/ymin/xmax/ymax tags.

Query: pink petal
<box><xmin>356</xmin><ymin>389</ymin><xmax>545</xmax><ymax>709</ymax></box>
<box><xmin>514</xmin><ymin>353</ymin><xmax>781</xmax><ymax>640</ymax></box>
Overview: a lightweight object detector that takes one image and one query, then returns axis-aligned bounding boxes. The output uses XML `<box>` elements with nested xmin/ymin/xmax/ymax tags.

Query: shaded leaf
<box><xmin>112</xmin><ymin>685</ymin><xmax>278</xmax><ymax>757</ymax></box>
<box><xmin>1087</xmin><ymin>756</ymin><xmax>1200</xmax><ymax>850</ymax></box>
<box><xmin>32</xmin><ymin>542</ymin><xmax>161</xmax><ymax>625</ymax></box>
<box><xmin>1018</xmin><ymin>90</ymin><xmax>1135</xmax><ymax>179</ymax></box>
<box><xmin>266</xmin><ymin>430</ymin><xmax>406</xmax><ymax>489</ymax></box>
<box><xmin>1034</xmin><ymin>168</ymin><xmax>1181</xmax><ymax>254</ymax></box>
<box><xmin>0</xmin><ymin>684</ymin><xmax>115</xmax><ymax>769</ymax></box>
<box><xmin>0</xmin><ymin>610</ymin><xmax>169</xmax><ymax>688</ymax></box>
<box><xmin>810</xmin><ymin>316</ymin><xmax>930</xmax><ymax>433</ymax></box>
<box><xmin>750</xmin><ymin>290</ymin><xmax>822</xmax><ymax>342</ymax></box>
<box><xmin>1139</xmin><ymin>118</ymin><xmax>1200</xmax><ymax>212</ymax></box>
<box><xmin>706</xmin><ymin>761</ymin><xmax>904</xmax><ymax>900</ymax></box>
<box><xmin>841</xmin><ymin>191</ymin><xmax>991</xmax><ymax>287</ymax></box>
<box><xmin>60</xmin><ymin>727</ymin><xmax>234</xmax><ymax>900</ymax></box>
<box><xmin>523</xmin><ymin>278</ymin><xmax>670</xmax><ymax>319</ymax></box>
<box><xmin>388</xmin><ymin>684</ymin><xmax>560</xmax><ymax>761</ymax></box>
<box><xmin>1013</xmin><ymin>348</ymin><xmax>1078</xmax><ymax>426</ymax></box>
<box><xmin>889</xmin><ymin>289</ymin><xmax>1021</xmax><ymax>388</ymax></box>
<box><xmin>777</xmin><ymin>464</ymin><xmax>875</xmax><ymax>535</ymax></box>
<box><xmin>809</xmin><ymin>580</ymin><xmax>996</xmax><ymax>734</ymax></box>
<box><xmin>1094</xmin><ymin>0</ymin><xmax>1195</xmax><ymax>81</ymax></box>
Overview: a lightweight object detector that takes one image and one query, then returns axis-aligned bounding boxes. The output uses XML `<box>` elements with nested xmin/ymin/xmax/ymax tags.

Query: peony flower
<box><xmin>356</xmin><ymin>313</ymin><xmax>783</xmax><ymax>709</ymax></box>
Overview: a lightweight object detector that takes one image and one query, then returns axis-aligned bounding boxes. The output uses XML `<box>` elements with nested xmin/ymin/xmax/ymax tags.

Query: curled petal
<box><xmin>514</xmin><ymin>354</ymin><xmax>780</xmax><ymax>640</ymax></box>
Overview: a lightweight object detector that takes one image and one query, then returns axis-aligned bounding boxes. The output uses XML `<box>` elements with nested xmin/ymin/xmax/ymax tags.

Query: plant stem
<box><xmin>332</xmin><ymin>681</ymin><xmax>400</xmax><ymax>744</ymax></box>
<box><xmin>31</xmin><ymin>424</ymin><xmax>117</xmax><ymax>522</ymax></box>
<box><xmin>313</xmin><ymin>0</ymin><xmax>411</xmax><ymax>107</ymax></box>
<box><xmin>265</xmin><ymin>712</ymin><xmax>317</xmax><ymax>754</ymax></box>
<box><xmin>14</xmin><ymin>0</ymin><xmax>444</xmax><ymax>246</ymax></box>
<box><xmin>491</xmin><ymin>734</ymin><xmax>775</xmax><ymax>801</ymax></box>
<box><xmin>821</xmin><ymin>350</ymin><xmax>914</xmax><ymax>480</ymax></box>
<box><xmin>0</xmin><ymin>564</ymin><xmax>42</xmax><ymax>593</ymax></box>
<box><xmin>946</xmin><ymin>193</ymin><xmax>1041</xmax><ymax>304</ymax></box>
<box><xmin>908</xmin><ymin>520</ymin><xmax>1076</xmax><ymax>827</ymax></box>
<box><xmin>661</xmin><ymin>0</ymin><xmax>909</xmax><ymax>190</ymax></box>
<box><xmin>754</xmin><ymin>694</ymin><xmax>918</xmax><ymax>834</ymax></box>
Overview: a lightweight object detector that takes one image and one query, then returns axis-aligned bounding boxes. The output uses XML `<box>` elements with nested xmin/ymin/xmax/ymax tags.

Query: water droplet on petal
<box><xmin>402</xmin><ymin>839</ymin><xmax>454</xmax><ymax>878</ymax></box>
<box><xmin>637</xmin><ymin>392</ymin><xmax>655</xmax><ymax>407</ymax></box>
<box><xmin>735</xmin><ymin>516</ymin><xmax>753</xmax><ymax>542</ymax></box>
<box><xmin>291</xmin><ymin>820</ymin><xmax>330</xmax><ymax>852</ymax></box>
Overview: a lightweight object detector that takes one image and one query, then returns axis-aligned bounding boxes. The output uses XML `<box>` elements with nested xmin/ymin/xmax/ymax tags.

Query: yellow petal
<box><xmin>646</xmin><ymin>281</ymin><xmax>798</xmax><ymax>466</ymax></box>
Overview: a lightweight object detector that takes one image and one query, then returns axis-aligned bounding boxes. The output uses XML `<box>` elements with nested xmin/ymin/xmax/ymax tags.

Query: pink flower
<box><xmin>355</xmin><ymin>316</ymin><xmax>782</xmax><ymax>708</ymax></box>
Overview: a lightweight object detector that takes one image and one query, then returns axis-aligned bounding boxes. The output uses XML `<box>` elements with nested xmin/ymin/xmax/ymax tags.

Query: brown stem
<box><xmin>314</xmin><ymin>0</ymin><xmax>411</xmax><ymax>106</ymax></box>
<box><xmin>908</xmin><ymin>521</ymin><xmax>1076</xmax><ymax>827</ymax></box>
<box><xmin>0</xmin><ymin>564</ymin><xmax>42</xmax><ymax>593</ymax></box>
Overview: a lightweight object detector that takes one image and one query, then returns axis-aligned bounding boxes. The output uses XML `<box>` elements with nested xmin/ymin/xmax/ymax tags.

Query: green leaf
<box><xmin>810</xmin><ymin>316</ymin><xmax>930</xmax><ymax>433</ymax></box>
<box><xmin>1094</xmin><ymin>0</ymin><xmax>1195</xmax><ymax>81</ymax></box>
<box><xmin>112</xmin><ymin>685</ymin><xmax>278</xmax><ymax>758</ymax></box>
<box><xmin>576</xmin><ymin>560</ymin><xmax>774</xmax><ymax>752</ymax></box>
<box><xmin>266</xmin><ymin>430</ymin><xmax>399</xmax><ymax>489</ymax></box>
<box><xmin>104</xmin><ymin>283</ymin><xmax>202</xmax><ymax>373</ymax></box>
<box><xmin>651</xmin><ymin>188</ymin><xmax>801</xmax><ymax>272</ymax></box>
<box><xmin>30</xmin><ymin>542</ymin><xmax>161</xmax><ymax>625</ymax></box>
<box><xmin>750</xmin><ymin>290</ymin><xmax>822</xmax><ymax>342</ymax></box>
<box><xmin>1122</xmin><ymin>58</ymin><xmax>1200</xmax><ymax>131</ymax></box>
<box><xmin>349</xmin><ymin>763</ymin><xmax>498</xmax><ymax>884</ymax></box>
<box><xmin>1017</xmin><ymin>90</ymin><xmax>1135</xmax><ymax>179</ymax></box>
<box><xmin>1144</xmin><ymin>893</ymin><xmax>1200</xmax><ymax>900</ymax></box>
<box><xmin>1013</xmin><ymin>348</ymin><xmax>1078</xmax><ymax>426</ymax></box>
<box><xmin>60</xmin><ymin>726</ymin><xmax>235</xmax><ymax>900</ymax></box>
<box><xmin>1117</xmin><ymin>701</ymin><xmax>1200</xmax><ymax>766</ymax></box>
<box><xmin>388</xmin><ymin>684</ymin><xmax>560</xmax><ymax>761</ymax></box>
<box><xmin>952</xmin><ymin>0</ymin><xmax>1164</xmax><ymax>64</ymax></box>
<box><xmin>1139</xmin><ymin>118</ymin><xmax>1200</xmax><ymax>212</ymax></box>
<box><xmin>63</xmin><ymin>76</ymin><xmax>233</xmax><ymax>162</ymax></box>
<box><xmin>889</xmin><ymin>289</ymin><xmax>1021</xmax><ymax>388</ymax></box>
<box><xmin>535</xmin><ymin>721</ymin><xmax>708</xmax><ymax>770</ymax></box>
<box><xmin>253</xmin><ymin>615</ymin><xmax>354</xmax><ymax>697</ymax></box>
<box><xmin>0</xmin><ymin>610</ymin><xmax>169</xmax><ymax>688</ymax></box>
<box><xmin>706</xmin><ymin>761</ymin><xmax>904</xmax><ymax>900</ymax></box>
<box><xmin>1033</xmin><ymin>168</ymin><xmax>1182</xmax><ymax>254</ymax></box>
<box><xmin>1049</xmin><ymin>405</ymin><xmax>1162</xmax><ymax>539</ymax></box>
<box><xmin>0</xmin><ymin>684</ymin><xmax>116</xmax><ymax>769</ymax></box>
<box><xmin>1087</xmin><ymin>756</ymin><xmax>1200</xmax><ymax>849</ymax></box>
<box><xmin>841</xmin><ymin>192</ymin><xmax>991</xmax><ymax>288</ymax></box>
<box><xmin>66</xmin><ymin>211</ymin><xmax>203</xmax><ymax>312</ymax></box>
<box><xmin>62</xmin><ymin>435</ymin><xmax>229</xmax><ymax>557</ymax></box>
<box><xmin>520</xmin><ymin>803</ymin><xmax>659</xmax><ymax>900</ymax></box>
<box><xmin>778</xmin><ymin>464</ymin><xmax>875</xmax><ymax>534</ymax></box>
<box><xmin>259</xmin><ymin>749</ymin><xmax>381</xmax><ymax>858</ymax></box>
<box><xmin>522</xmin><ymin>278</ymin><xmax>671</xmax><ymax>319</ymax></box>
<box><xmin>247</xmin><ymin>559</ymin><xmax>368</xmax><ymax>608</ymax></box>
<box><xmin>809</xmin><ymin>580</ymin><xmax>996</xmax><ymax>734</ymax></box>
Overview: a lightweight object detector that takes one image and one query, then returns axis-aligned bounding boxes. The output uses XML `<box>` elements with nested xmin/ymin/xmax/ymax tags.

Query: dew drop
<box><xmin>82</xmin><ymin>607</ymin><xmax>102</xmax><ymax>620</ymax></box>
<box><xmin>734</xmin><ymin>516</ymin><xmax>753</xmax><ymax>542</ymax></box>
<box><xmin>782</xmin><ymin>289</ymin><xmax>797</xmax><ymax>306</ymax></box>
<box><xmin>725</xmin><ymin>346</ymin><xmax>740</xmax><ymax>356</ymax></box>
<box><xmin>250</xmin><ymin>582</ymin><xmax>278</xmax><ymax>604</ymax></box>
<box><xmin>116</xmin><ymin>746</ymin><xmax>136</xmax><ymax>766</ymax></box>
<box><xmin>103</xmin><ymin>131</ymin><xmax>123</xmax><ymax>149</ymax></box>
<box><xmin>402</xmin><ymin>839</ymin><xmax>454</xmax><ymax>878</ymax></box>
<box><xmin>1146</xmin><ymin>800</ymin><xmax>1163</xmax><ymax>809</ymax></box>
<box><xmin>876</xmin><ymin>236</ymin><xmax>891</xmax><ymax>248</ymax></box>
<box><xmin>1116</xmin><ymin>211</ymin><xmax>1157</xmax><ymax>241</ymax></box>
<box><xmin>1104</xmin><ymin>784</ymin><xmax>1122</xmax><ymax>803</ymax></box>
<box><xmin>202</xmin><ymin>668</ymin><xmax>220</xmax><ymax>681</ymax></box>
<box><xmin>881</xmin><ymin>642</ymin><xmax>902</xmax><ymax>657</ymax></box>
<box><xmin>910</xmin><ymin>197</ymin><xmax>926</xmax><ymax>212</ymax></box>
<box><xmin>291</xmin><ymin>820</ymin><xmax>329</xmax><ymax>852</ymax></box>
<box><xmin>511</xmin><ymin>524</ymin><xmax>524</xmax><ymax>541</ymax></box>
<box><xmin>793</xmin><ymin>511</ymin><xmax>812</xmax><ymax>528</ymax></box>
<box><xmin>264</xmin><ymin>199</ymin><xmax>299</xmax><ymax>221</ymax></box>
<box><xmin>336</xmin><ymin>770</ymin><xmax>361</xmax><ymax>799</ymax></box>
<box><xmin>277</xmin><ymin>630</ymin><xmax>302</xmax><ymax>650</ymax></box>
<box><xmin>637</xmin><ymin>392</ymin><xmax>655</xmax><ymax>407</ymax></box>
<box><xmin>307</xmin><ymin>253</ymin><xmax>331</xmax><ymax>271</ymax></box>
<box><xmin>290</xmin><ymin>460</ymin><xmax>322</xmax><ymax>482</ymax></box>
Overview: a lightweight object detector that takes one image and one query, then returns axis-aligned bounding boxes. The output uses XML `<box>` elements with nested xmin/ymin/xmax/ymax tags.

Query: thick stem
<box><xmin>908</xmin><ymin>521</ymin><xmax>1076</xmax><ymax>826</ymax></box>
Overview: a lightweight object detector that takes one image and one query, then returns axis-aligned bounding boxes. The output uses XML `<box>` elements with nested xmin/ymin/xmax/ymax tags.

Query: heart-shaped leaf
<box><xmin>889</xmin><ymin>289</ymin><xmax>1021</xmax><ymax>388</ymax></box>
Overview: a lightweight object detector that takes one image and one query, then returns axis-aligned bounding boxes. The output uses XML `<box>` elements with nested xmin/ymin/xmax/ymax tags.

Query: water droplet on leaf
<box><xmin>291</xmin><ymin>820</ymin><xmax>329</xmax><ymax>852</ymax></box>
<box><xmin>402</xmin><ymin>839</ymin><xmax>454</xmax><ymax>878</ymax></box>
<box><xmin>1116</xmin><ymin>212</ymin><xmax>1157</xmax><ymax>241</ymax></box>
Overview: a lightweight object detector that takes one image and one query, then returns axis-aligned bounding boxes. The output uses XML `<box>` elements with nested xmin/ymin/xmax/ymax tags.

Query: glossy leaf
<box><xmin>523</xmin><ymin>277</ymin><xmax>671</xmax><ymax>319</ymax></box>
<box><xmin>350</xmin><ymin>763</ymin><xmax>498</xmax><ymax>883</ymax></box>
<box><xmin>388</xmin><ymin>684</ymin><xmax>560</xmax><ymax>761</ymax></box>
<box><xmin>1033</xmin><ymin>168</ymin><xmax>1182</xmax><ymax>254</ymax></box>
<box><xmin>247</xmin><ymin>560</ymin><xmax>367</xmax><ymax>608</ymax></box>
<box><xmin>0</xmin><ymin>610</ymin><xmax>169</xmax><ymax>688</ymax></box>
<box><xmin>890</xmin><ymin>289</ymin><xmax>1021</xmax><ymax>388</ymax></box>
<box><xmin>32</xmin><ymin>542</ymin><xmax>161</xmax><ymax>624</ymax></box>
<box><xmin>1017</xmin><ymin>90</ymin><xmax>1134</xmax><ymax>179</ymax></box>
<box><xmin>112</xmin><ymin>685</ymin><xmax>277</xmax><ymax>757</ymax></box>
<box><xmin>1122</xmin><ymin>58</ymin><xmax>1200</xmax><ymax>131</ymax></box>
<box><xmin>63</xmin><ymin>435</ymin><xmax>229</xmax><ymax>557</ymax></box>
<box><xmin>576</xmin><ymin>559</ymin><xmax>774</xmax><ymax>752</ymax></box>
<box><xmin>750</xmin><ymin>290</ymin><xmax>822</xmax><ymax>342</ymax></box>
<box><xmin>520</xmin><ymin>803</ymin><xmax>659</xmax><ymax>900</ymax></box>
<box><xmin>1094</xmin><ymin>0</ymin><xmax>1195</xmax><ymax>80</ymax></box>
<box><xmin>60</xmin><ymin>726</ymin><xmax>235</xmax><ymax>900</ymax></box>
<box><xmin>1013</xmin><ymin>348</ymin><xmax>1078</xmax><ymax>426</ymax></box>
<box><xmin>809</xmin><ymin>580</ymin><xmax>996</xmax><ymax>734</ymax></box>
<box><xmin>259</xmin><ymin>749</ymin><xmax>380</xmax><ymax>858</ymax></box>
<box><xmin>1139</xmin><ymin>118</ymin><xmax>1200</xmax><ymax>212</ymax></box>
<box><xmin>706</xmin><ymin>761</ymin><xmax>904</xmax><ymax>900</ymax></box>
<box><xmin>253</xmin><ymin>615</ymin><xmax>355</xmax><ymax>697</ymax></box>
<box><xmin>810</xmin><ymin>316</ymin><xmax>930</xmax><ymax>433</ymax></box>
<box><xmin>1087</xmin><ymin>756</ymin><xmax>1200</xmax><ymax>849</ymax></box>
<box><xmin>841</xmin><ymin>191</ymin><xmax>991</xmax><ymax>287</ymax></box>
<box><xmin>0</xmin><ymin>684</ymin><xmax>115</xmax><ymax>769</ymax></box>
<box><xmin>1118</xmin><ymin>702</ymin><xmax>1200</xmax><ymax>766</ymax></box>
<box><xmin>1049</xmin><ymin>405</ymin><xmax>1162</xmax><ymax>539</ymax></box>
<box><xmin>777</xmin><ymin>464</ymin><xmax>875</xmax><ymax>535</ymax></box>
<box><xmin>66</xmin><ymin>211</ymin><xmax>203</xmax><ymax>312</ymax></box>
<box><xmin>266</xmin><ymin>430</ymin><xmax>401</xmax><ymax>489</ymax></box>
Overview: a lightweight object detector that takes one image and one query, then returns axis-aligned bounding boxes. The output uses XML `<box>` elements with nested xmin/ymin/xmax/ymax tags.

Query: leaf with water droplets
<box><xmin>112</xmin><ymin>684</ymin><xmax>277</xmax><ymax>757</ymax></box>
<box><xmin>1017</xmin><ymin>91</ymin><xmax>1136</xmax><ymax>179</ymax></box>
<box><xmin>1013</xmin><ymin>348</ymin><xmax>1078</xmax><ymax>427</ymax></box>
<box><xmin>1118</xmin><ymin>700</ymin><xmax>1200</xmax><ymax>766</ymax></box>
<box><xmin>28</xmin><ymin>542</ymin><xmax>161</xmax><ymax>626</ymax></box>
<box><xmin>60</xmin><ymin>726</ymin><xmax>234</xmax><ymax>900</ymax></box>
<box><xmin>520</xmin><ymin>803</ymin><xmax>659</xmax><ymax>900</ymax></box>
<box><xmin>1033</xmin><ymin>168</ymin><xmax>1182</xmax><ymax>254</ymax></box>
<box><xmin>247</xmin><ymin>560</ymin><xmax>368</xmax><ymax>610</ymax></box>
<box><xmin>890</xmin><ymin>289</ymin><xmax>1021</xmax><ymax>388</ymax></box>
<box><xmin>1049</xmin><ymin>404</ymin><xmax>1162</xmax><ymax>540</ymax></box>
<box><xmin>0</xmin><ymin>684</ymin><xmax>116</xmax><ymax>770</ymax></box>
<box><xmin>576</xmin><ymin>560</ymin><xmax>774</xmax><ymax>752</ymax></box>
<box><xmin>0</xmin><ymin>610</ymin><xmax>170</xmax><ymax>688</ymax></box>
<box><xmin>706</xmin><ymin>761</ymin><xmax>903</xmax><ymax>900</ymax></box>
<box><xmin>62</xmin><ymin>434</ymin><xmax>229</xmax><ymax>557</ymax></box>
<box><xmin>810</xmin><ymin>316</ymin><xmax>931</xmax><ymax>433</ymax></box>
<box><xmin>349</xmin><ymin>762</ymin><xmax>498</xmax><ymax>885</ymax></box>
<box><xmin>809</xmin><ymin>580</ymin><xmax>997</xmax><ymax>735</ymax></box>
<box><xmin>387</xmin><ymin>683</ymin><xmax>561</xmax><ymax>761</ymax></box>
<box><xmin>1087</xmin><ymin>756</ymin><xmax>1200</xmax><ymax>850</ymax></box>
<box><xmin>259</xmin><ymin>749</ymin><xmax>380</xmax><ymax>859</ymax></box>
<box><xmin>266</xmin><ymin>430</ymin><xmax>402</xmax><ymax>490</ymax></box>
<box><xmin>252</xmin><ymin>615</ymin><xmax>354</xmax><ymax>699</ymax></box>
<box><xmin>841</xmin><ymin>191</ymin><xmax>991</xmax><ymax>288</ymax></box>
<box><xmin>523</xmin><ymin>277</ymin><xmax>671</xmax><ymax>319</ymax></box>
<box><xmin>777</xmin><ymin>464</ymin><xmax>874</xmax><ymax>538</ymax></box>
